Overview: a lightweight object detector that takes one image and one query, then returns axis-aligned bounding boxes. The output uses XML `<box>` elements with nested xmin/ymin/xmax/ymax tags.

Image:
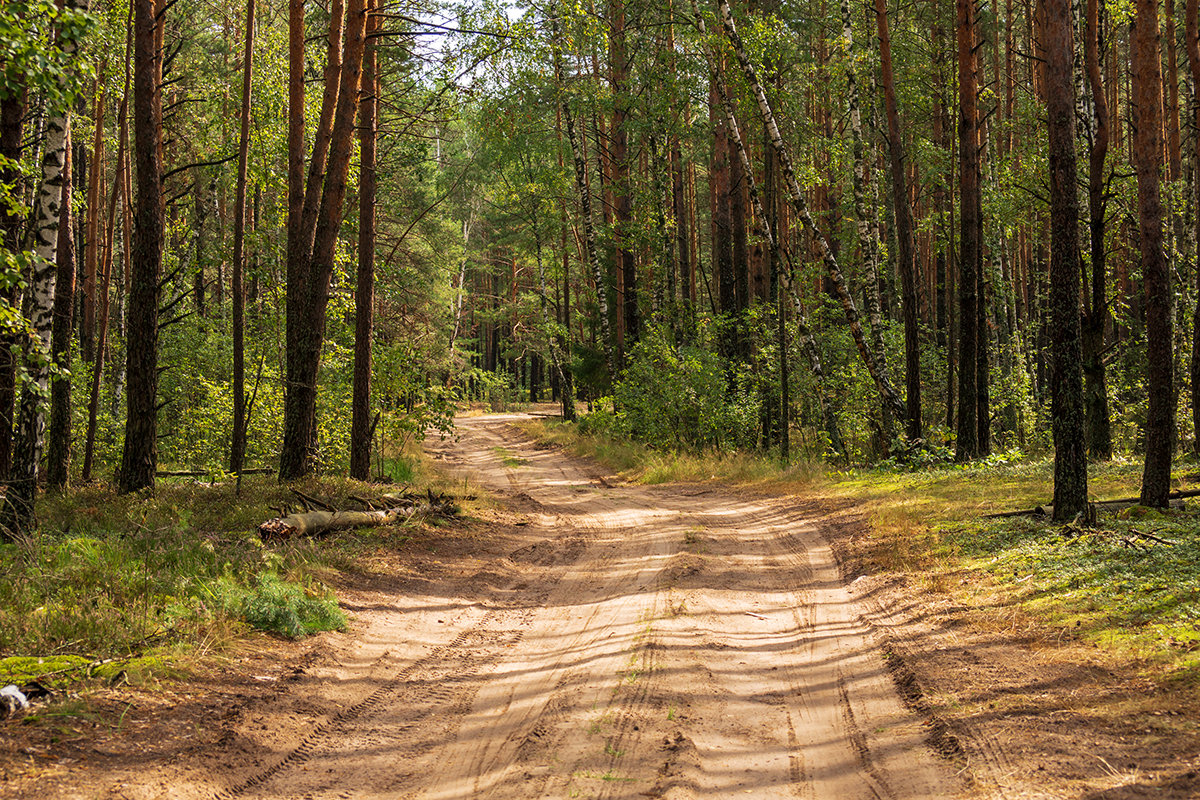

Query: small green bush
<box><xmin>229</xmin><ymin>573</ymin><xmax>346</xmax><ymax>639</ymax></box>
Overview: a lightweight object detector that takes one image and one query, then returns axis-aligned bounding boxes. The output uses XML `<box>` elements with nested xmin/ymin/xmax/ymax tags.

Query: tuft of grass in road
<box><xmin>519</xmin><ymin>416</ymin><xmax>1200</xmax><ymax>679</ymax></box>
<box><xmin>492</xmin><ymin>446</ymin><xmax>528</xmax><ymax>467</ymax></box>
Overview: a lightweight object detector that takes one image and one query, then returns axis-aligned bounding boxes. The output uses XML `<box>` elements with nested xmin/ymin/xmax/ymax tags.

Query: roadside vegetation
<box><xmin>0</xmin><ymin>461</ymin><xmax>455</xmax><ymax>691</ymax></box>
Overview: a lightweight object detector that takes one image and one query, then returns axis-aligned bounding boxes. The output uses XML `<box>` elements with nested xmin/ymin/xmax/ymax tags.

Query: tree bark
<box><xmin>117</xmin><ymin>0</ymin><xmax>165</xmax><ymax>494</ymax></box>
<box><xmin>553</xmin><ymin>14</ymin><xmax>616</xmax><ymax>381</ymax></box>
<box><xmin>46</xmin><ymin>131</ymin><xmax>75</xmax><ymax>490</ymax></box>
<box><xmin>1132</xmin><ymin>0</ymin><xmax>1174</xmax><ymax>506</ymax></box>
<box><xmin>875</xmin><ymin>0</ymin><xmax>921</xmax><ymax>441</ymax></box>
<box><xmin>279</xmin><ymin>0</ymin><xmax>368</xmax><ymax>480</ymax></box>
<box><xmin>692</xmin><ymin>0</ymin><xmax>844</xmax><ymax>456</ymax></box>
<box><xmin>954</xmin><ymin>0</ymin><xmax>981</xmax><ymax>460</ymax></box>
<box><xmin>1186</xmin><ymin>0</ymin><xmax>1200</xmax><ymax>455</ymax></box>
<box><xmin>80</xmin><ymin>74</ymin><xmax>104</xmax><ymax>363</ymax></box>
<box><xmin>0</xmin><ymin>88</ymin><xmax>26</xmax><ymax>483</ymax></box>
<box><xmin>3</xmin><ymin>0</ymin><xmax>86</xmax><ymax>530</ymax></box>
<box><xmin>1083</xmin><ymin>0</ymin><xmax>1113</xmax><ymax>460</ymax></box>
<box><xmin>1046</xmin><ymin>0</ymin><xmax>1088</xmax><ymax>519</ymax></box>
<box><xmin>229</xmin><ymin>0</ymin><xmax>255</xmax><ymax>477</ymax></box>
<box><xmin>609</xmin><ymin>0</ymin><xmax>637</xmax><ymax>356</ymax></box>
<box><xmin>350</xmin><ymin>0</ymin><xmax>378</xmax><ymax>481</ymax></box>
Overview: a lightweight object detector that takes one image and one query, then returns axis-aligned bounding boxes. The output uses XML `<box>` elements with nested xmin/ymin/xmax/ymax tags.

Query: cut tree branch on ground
<box><xmin>985</xmin><ymin>488</ymin><xmax>1200</xmax><ymax>518</ymax></box>
<box><xmin>258</xmin><ymin>489</ymin><xmax>460</xmax><ymax>540</ymax></box>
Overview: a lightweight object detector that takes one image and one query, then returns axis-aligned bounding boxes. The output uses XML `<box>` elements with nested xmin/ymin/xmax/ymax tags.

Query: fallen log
<box><xmin>258</xmin><ymin>507</ymin><xmax>412</xmax><ymax>541</ymax></box>
<box><xmin>985</xmin><ymin>489</ymin><xmax>1200</xmax><ymax>519</ymax></box>
<box><xmin>158</xmin><ymin>468</ymin><xmax>274</xmax><ymax>477</ymax></box>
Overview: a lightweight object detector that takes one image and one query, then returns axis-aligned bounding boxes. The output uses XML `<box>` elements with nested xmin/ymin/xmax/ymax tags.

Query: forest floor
<box><xmin>3</xmin><ymin>410</ymin><xmax>1199</xmax><ymax>799</ymax></box>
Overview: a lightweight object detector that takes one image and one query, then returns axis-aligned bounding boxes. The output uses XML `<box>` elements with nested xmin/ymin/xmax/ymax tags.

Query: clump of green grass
<box><xmin>221</xmin><ymin>572</ymin><xmax>345</xmax><ymax>639</ymax></box>
<box><xmin>492</xmin><ymin>447</ymin><xmax>528</xmax><ymax>467</ymax></box>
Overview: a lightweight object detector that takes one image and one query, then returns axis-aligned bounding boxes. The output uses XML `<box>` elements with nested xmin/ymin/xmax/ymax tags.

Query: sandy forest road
<box><xmin>102</xmin><ymin>412</ymin><xmax>969</xmax><ymax>800</ymax></box>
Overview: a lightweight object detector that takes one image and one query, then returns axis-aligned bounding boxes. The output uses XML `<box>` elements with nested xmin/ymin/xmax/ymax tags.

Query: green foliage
<box><xmin>218</xmin><ymin>572</ymin><xmax>345</xmax><ymax>640</ymax></box>
<box><xmin>606</xmin><ymin>326</ymin><xmax>760</xmax><ymax>452</ymax></box>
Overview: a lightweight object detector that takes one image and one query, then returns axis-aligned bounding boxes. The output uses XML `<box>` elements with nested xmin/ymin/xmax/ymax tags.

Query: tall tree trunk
<box><xmin>875</xmin><ymin>0</ymin><xmax>922</xmax><ymax>441</ymax></box>
<box><xmin>1186</xmin><ymin>0</ymin><xmax>1200</xmax><ymax>455</ymax></box>
<box><xmin>691</xmin><ymin>0</ymin><xmax>842</xmax><ymax>457</ymax></box>
<box><xmin>553</xmin><ymin>16</ymin><xmax>615</xmax><ymax>381</ymax></box>
<box><xmin>840</xmin><ymin>0</ymin><xmax>889</xmax><ymax>430</ymax></box>
<box><xmin>3</xmin><ymin>0</ymin><xmax>86</xmax><ymax>531</ymax></box>
<box><xmin>715</xmin><ymin>0</ymin><xmax>906</xmax><ymax>422</ymax></box>
<box><xmin>955</xmin><ymin>0</ymin><xmax>981</xmax><ymax>461</ymax></box>
<box><xmin>284</xmin><ymin>0</ymin><xmax>305</xmax><ymax>445</ymax></box>
<box><xmin>84</xmin><ymin>28</ymin><xmax>131</xmax><ymax>483</ymax></box>
<box><xmin>0</xmin><ymin>87</ymin><xmax>26</xmax><ymax>482</ymax></box>
<box><xmin>1133</xmin><ymin>0</ymin><xmax>1174</xmax><ymax>506</ymax></box>
<box><xmin>118</xmin><ymin>0</ymin><xmax>165</xmax><ymax>494</ymax></box>
<box><xmin>1046</xmin><ymin>0</ymin><xmax>1088</xmax><ymax>519</ymax></box>
<box><xmin>1083</xmin><ymin>0</ymin><xmax>1113</xmax><ymax>459</ymax></box>
<box><xmin>350</xmin><ymin>0</ymin><xmax>378</xmax><ymax>481</ymax></box>
<box><xmin>229</xmin><ymin>0</ymin><xmax>255</xmax><ymax>476</ymax></box>
<box><xmin>46</xmin><ymin>132</ymin><xmax>75</xmax><ymax>491</ymax></box>
<box><xmin>81</xmin><ymin>74</ymin><xmax>104</xmax><ymax>363</ymax></box>
<box><xmin>710</xmin><ymin>77</ymin><xmax>735</xmax><ymax>324</ymax></box>
<box><xmin>279</xmin><ymin>0</ymin><xmax>368</xmax><ymax>480</ymax></box>
<box><xmin>609</xmin><ymin>0</ymin><xmax>637</xmax><ymax>357</ymax></box>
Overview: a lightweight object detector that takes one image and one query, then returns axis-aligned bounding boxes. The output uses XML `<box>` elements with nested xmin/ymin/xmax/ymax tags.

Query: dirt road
<box><xmin>78</xmin><ymin>413</ymin><xmax>964</xmax><ymax>800</ymax></box>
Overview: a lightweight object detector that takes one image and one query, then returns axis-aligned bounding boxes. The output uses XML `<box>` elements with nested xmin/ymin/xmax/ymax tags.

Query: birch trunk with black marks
<box><xmin>714</xmin><ymin>0</ymin><xmax>905</xmax><ymax>423</ymax></box>
<box><xmin>552</xmin><ymin>15</ymin><xmax>615</xmax><ymax>380</ymax></box>
<box><xmin>691</xmin><ymin>0</ymin><xmax>845</xmax><ymax>457</ymax></box>
<box><xmin>839</xmin><ymin>0</ymin><xmax>888</xmax><ymax>400</ymax></box>
<box><xmin>2</xmin><ymin>0</ymin><xmax>86</xmax><ymax>533</ymax></box>
<box><xmin>46</xmin><ymin>133</ymin><xmax>75</xmax><ymax>490</ymax></box>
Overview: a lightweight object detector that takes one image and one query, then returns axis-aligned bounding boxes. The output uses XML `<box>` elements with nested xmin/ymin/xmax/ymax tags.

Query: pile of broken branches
<box><xmin>258</xmin><ymin>488</ymin><xmax>460</xmax><ymax>541</ymax></box>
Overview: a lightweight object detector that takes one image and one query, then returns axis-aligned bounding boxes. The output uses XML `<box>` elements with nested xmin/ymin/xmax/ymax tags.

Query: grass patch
<box><xmin>825</xmin><ymin>456</ymin><xmax>1200</xmax><ymax>676</ymax></box>
<box><xmin>0</xmin><ymin>473</ymin><xmax>444</xmax><ymax>685</ymax></box>
<box><xmin>492</xmin><ymin>446</ymin><xmax>528</xmax><ymax>467</ymax></box>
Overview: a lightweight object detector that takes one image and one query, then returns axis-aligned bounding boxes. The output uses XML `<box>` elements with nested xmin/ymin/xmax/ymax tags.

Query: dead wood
<box><xmin>257</xmin><ymin>489</ymin><xmax>460</xmax><ymax>541</ymax></box>
<box><xmin>985</xmin><ymin>489</ymin><xmax>1200</xmax><ymax>519</ymax></box>
<box><xmin>290</xmin><ymin>487</ymin><xmax>337</xmax><ymax>512</ymax></box>
<box><xmin>259</xmin><ymin>507</ymin><xmax>410</xmax><ymax>541</ymax></box>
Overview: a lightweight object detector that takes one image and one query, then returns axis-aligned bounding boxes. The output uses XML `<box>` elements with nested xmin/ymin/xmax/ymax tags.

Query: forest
<box><xmin>0</xmin><ymin>0</ymin><xmax>1191</xmax><ymax>521</ymax></box>
<box><xmin>5</xmin><ymin>0</ymin><xmax>1200</xmax><ymax>792</ymax></box>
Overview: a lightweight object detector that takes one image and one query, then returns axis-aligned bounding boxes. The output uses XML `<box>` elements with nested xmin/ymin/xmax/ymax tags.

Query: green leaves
<box><xmin>0</xmin><ymin>0</ymin><xmax>95</xmax><ymax>111</ymax></box>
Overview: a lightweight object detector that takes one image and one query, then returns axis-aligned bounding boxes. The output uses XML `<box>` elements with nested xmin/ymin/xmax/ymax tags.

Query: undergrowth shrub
<box><xmin>219</xmin><ymin>572</ymin><xmax>345</xmax><ymax>639</ymax></box>
<box><xmin>608</xmin><ymin>327</ymin><xmax>760</xmax><ymax>452</ymax></box>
